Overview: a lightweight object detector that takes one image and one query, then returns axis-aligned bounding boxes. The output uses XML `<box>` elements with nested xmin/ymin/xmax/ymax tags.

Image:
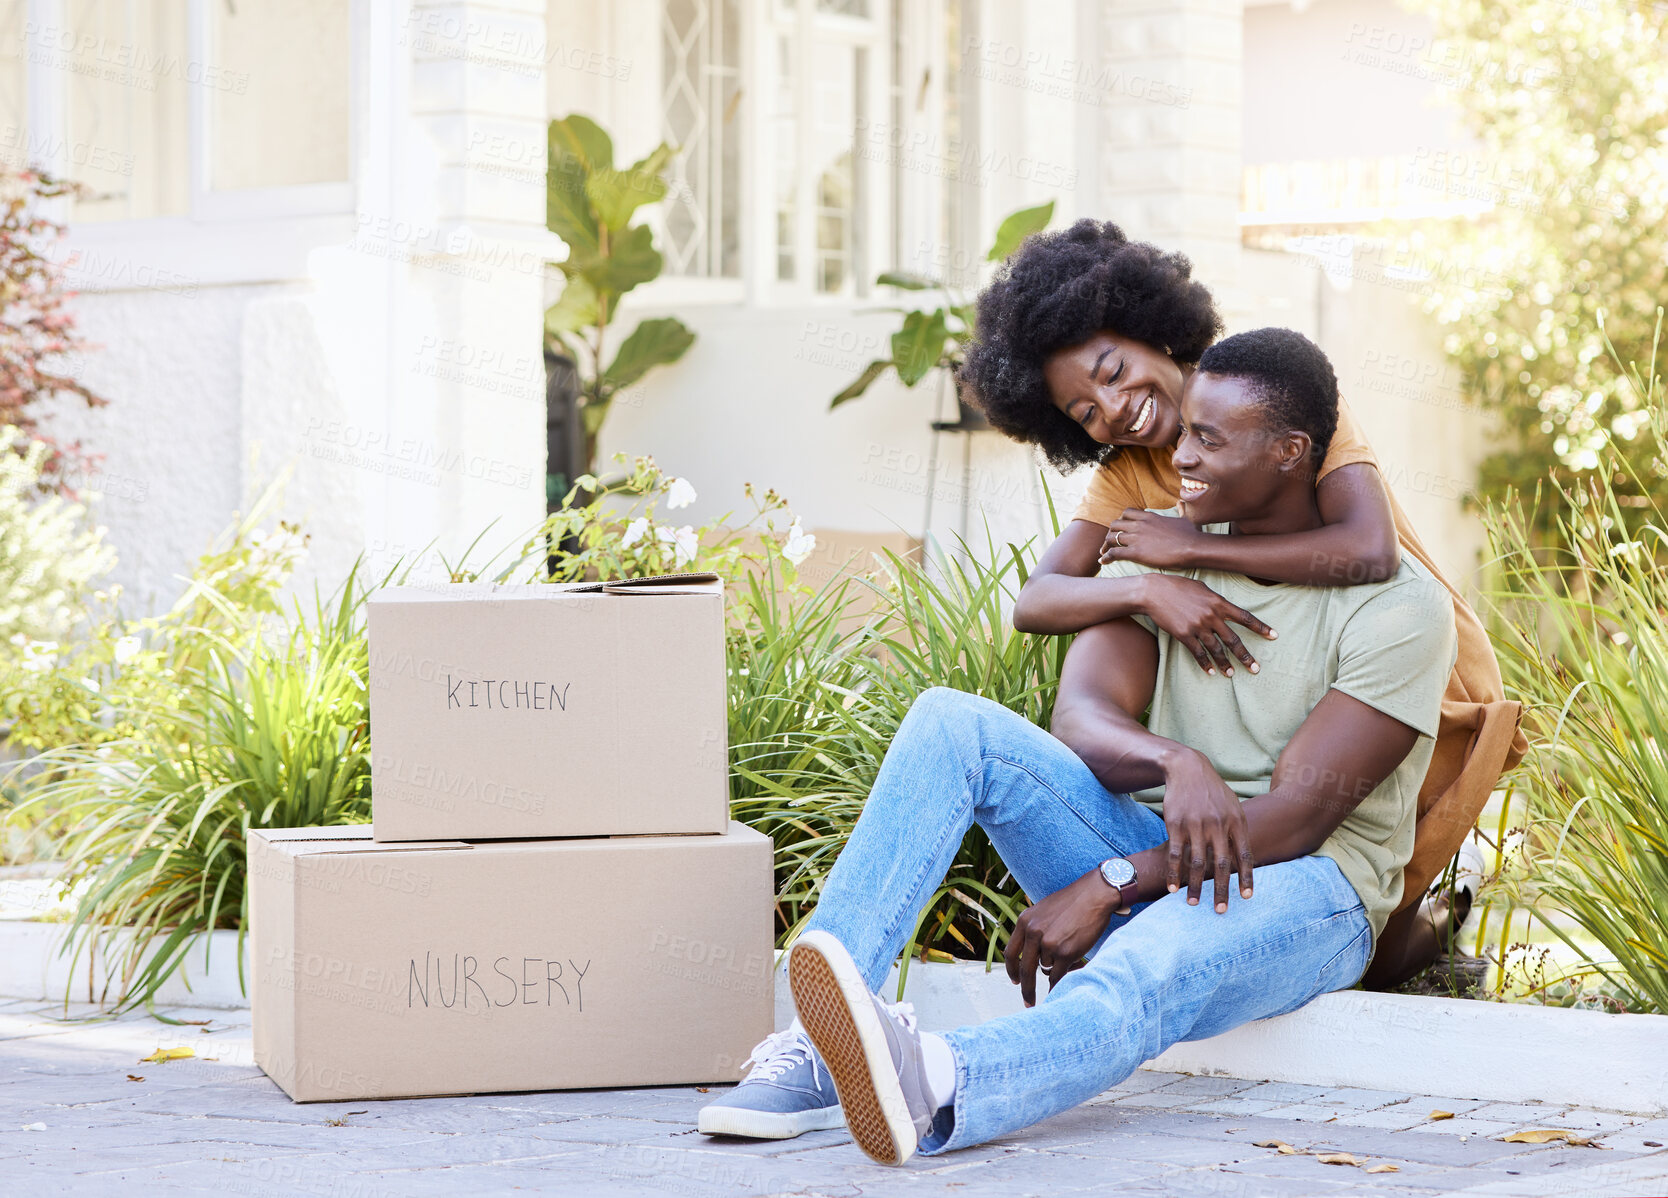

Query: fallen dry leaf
<box><xmin>1253</xmin><ymin>1139</ymin><xmax>1302</xmax><ymax>1155</ymax></box>
<box><xmin>126</xmin><ymin>1075</ymin><xmax>143</xmax><ymax>1082</ymax></box>
<box><xmin>1500</xmin><ymin>1129</ymin><xmax>1600</xmax><ymax>1147</ymax></box>
<box><xmin>138</xmin><ymin>1046</ymin><xmax>194</xmax><ymax>1064</ymax></box>
<box><xmin>1365</xmin><ymin>1164</ymin><xmax>1400</xmax><ymax>1173</ymax></box>
<box><xmin>1315</xmin><ymin>1152</ymin><xmax>1365</xmax><ymax>1166</ymax></box>
<box><xmin>1429</xmin><ymin>1110</ymin><xmax>1455</xmax><ymax>1120</ymax></box>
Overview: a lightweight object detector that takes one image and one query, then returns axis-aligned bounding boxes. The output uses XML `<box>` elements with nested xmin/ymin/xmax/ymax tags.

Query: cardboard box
<box><xmin>368</xmin><ymin>573</ymin><xmax>728</xmax><ymax>841</ymax></box>
<box><xmin>249</xmin><ymin>822</ymin><xmax>775</xmax><ymax>1102</ymax></box>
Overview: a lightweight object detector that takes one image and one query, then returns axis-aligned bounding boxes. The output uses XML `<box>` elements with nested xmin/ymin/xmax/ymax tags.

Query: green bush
<box><xmin>1480</xmin><ymin>324</ymin><xmax>1668</xmax><ymax>1013</ymax></box>
<box><xmin>0</xmin><ymin>429</ymin><xmax>116</xmax><ymax>645</ymax></box>
<box><xmin>731</xmin><ymin>521</ymin><xmax>1070</xmax><ymax>993</ymax></box>
<box><xmin>10</xmin><ymin>563</ymin><xmax>378</xmax><ymax>1010</ymax></box>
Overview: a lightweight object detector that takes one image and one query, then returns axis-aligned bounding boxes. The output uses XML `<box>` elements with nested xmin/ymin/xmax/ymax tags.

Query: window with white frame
<box><xmin>661</xmin><ymin>0</ymin><xmax>741</xmax><ymax>278</ymax></box>
<box><xmin>0</xmin><ymin>0</ymin><xmax>351</xmax><ymax>224</ymax></box>
<box><xmin>649</xmin><ymin>0</ymin><xmax>975</xmax><ymax>301</ymax></box>
<box><xmin>769</xmin><ymin>0</ymin><xmax>884</xmax><ymax>299</ymax></box>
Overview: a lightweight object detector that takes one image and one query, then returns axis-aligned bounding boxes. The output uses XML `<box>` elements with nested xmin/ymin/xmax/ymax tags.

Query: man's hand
<box><xmin>1132</xmin><ymin>574</ymin><xmax>1277</xmax><ymax>676</ymax></box>
<box><xmin>1159</xmin><ymin>748</ymin><xmax>1255</xmax><ymax>912</ymax></box>
<box><xmin>1100</xmin><ymin>508</ymin><xmax>1203</xmax><ymax>570</ymax></box>
<box><xmin>1003</xmin><ymin>867</ymin><xmax>1121</xmax><ymax>1007</ymax></box>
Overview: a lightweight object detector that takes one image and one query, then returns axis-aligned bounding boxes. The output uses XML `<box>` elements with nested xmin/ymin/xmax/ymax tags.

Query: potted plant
<box><xmin>827</xmin><ymin>201</ymin><xmax>1055</xmax><ymax>429</ymax></box>
<box><xmin>544</xmin><ymin>113</ymin><xmax>697</xmax><ymax>499</ymax></box>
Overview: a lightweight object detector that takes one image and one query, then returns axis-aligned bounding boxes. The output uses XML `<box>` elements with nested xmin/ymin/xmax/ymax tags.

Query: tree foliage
<box><xmin>1409</xmin><ymin>0</ymin><xmax>1668</xmax><ymax>529</ymax></box>
<box><xmin>0</xmin><ymin>166</ymin><xmax>106</xmax><ymax>493</ymax></box>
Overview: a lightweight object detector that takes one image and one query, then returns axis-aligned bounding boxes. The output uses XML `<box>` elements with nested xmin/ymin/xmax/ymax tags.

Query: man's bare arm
<box><xmin>1121</xmin><ymin>688</ymin><xmax>1422</xmax><ymax>907</ymax></box>
<box><xmin>1010</xmin><ymin>647</ymin><xmax>1426</xmax><ymax>1005</ymax></box>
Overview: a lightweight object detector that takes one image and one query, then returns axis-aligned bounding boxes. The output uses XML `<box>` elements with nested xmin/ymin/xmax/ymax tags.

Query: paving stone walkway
<box><xmin>3</xmin><ymin>998</ymin><xmax>1666</xmax><ymax>1197</ymax></box>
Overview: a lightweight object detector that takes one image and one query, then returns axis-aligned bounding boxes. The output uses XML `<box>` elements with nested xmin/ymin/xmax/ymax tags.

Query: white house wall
<box><xmin>34</xmin><ymin>1</ymin><xmax>556</xmax><ymax>612</ymax></box>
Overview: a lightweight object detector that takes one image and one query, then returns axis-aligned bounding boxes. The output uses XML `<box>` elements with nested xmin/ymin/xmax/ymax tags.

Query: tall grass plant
<box><xmin>1479</xmin><ymin>318</ymin><xmax>1668</xmax><ymax>1013</ymax></box>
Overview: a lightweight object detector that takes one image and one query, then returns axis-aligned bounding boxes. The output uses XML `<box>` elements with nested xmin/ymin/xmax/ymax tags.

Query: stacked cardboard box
<box><xmin>249</xmin><ymin>574</ymin><xmax>774</xmax><ymax>1102</ymax></box>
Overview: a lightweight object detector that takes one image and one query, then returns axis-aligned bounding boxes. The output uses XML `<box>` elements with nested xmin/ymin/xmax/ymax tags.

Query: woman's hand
<box><xmin>1134</xmin><ymin>574</ymin><xmax>1277</xmax><ymax>676</ymax></box>
<box><xmin>1158</xmin><ymin>747</ymin><xmax>1255</xmax><ymax>913</ymax></box>
<box><xmin>1101</xmin><ymin>509</ymin><xmax>1205</xmax><ymax>570</ymax></box>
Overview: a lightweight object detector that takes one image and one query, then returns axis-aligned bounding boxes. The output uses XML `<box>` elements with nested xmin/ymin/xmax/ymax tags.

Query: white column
<box><xmin>362</xmin><ymin>0</ymin><xmax>560</xmax><ymax>579</ymax></box>
<box><xmin>1097</xmin><ymin>0</ymin><xmax>1242</xmax><ymax>298</ymax></box>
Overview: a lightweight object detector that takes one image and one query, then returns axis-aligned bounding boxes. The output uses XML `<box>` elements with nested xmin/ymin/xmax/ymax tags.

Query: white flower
<box><xmin>113</xmin><ymin>635</ymin><xmax>141</xmax><ymax>665</ymax></box>
<box><xmin>657</xmin><ymin>527</ymin><xmax>697</xmax><ymax>567</ymax></box>
<box><xmin>666</xmin><ymin>477</ymin><xmax>697</xmax><ymax>509</ymax></box>
<box><xmin>620</xmin><ymin>517</ymin><xmax>650</xmax><ymax>549</ymax></box>
<box><xmin>782</xmin><ymin>520</ymin><xmax>816</xmax><ymax>567</ymax></box>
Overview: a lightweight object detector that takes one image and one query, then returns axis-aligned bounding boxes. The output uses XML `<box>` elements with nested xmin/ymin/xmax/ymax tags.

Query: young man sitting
<box><xmin>697</xmin><ymin>327</ymin><xmax>1457</xmax><ymax>1165</ymax></box>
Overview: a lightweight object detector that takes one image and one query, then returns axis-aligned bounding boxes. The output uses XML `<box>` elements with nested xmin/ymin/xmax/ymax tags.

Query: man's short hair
<box><xmin>1196</xmin><ymin>328</ymin><xmax>1339</xmax><ymax>469</ymax></box>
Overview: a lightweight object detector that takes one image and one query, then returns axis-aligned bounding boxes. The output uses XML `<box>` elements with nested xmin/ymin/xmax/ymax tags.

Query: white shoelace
<box><xmin>741</xmin><ymin>1030</ymin><xmax>825</xmax><ymax>1088</ymax></box>
<box><xmin>742</xmin><ymin>999</ymin><xmax>921</xmax><ymax>1090</ymax></box>
<box><xmin>880</xmin><ymin>998</ymin><xmax>919</xmax><ymax>1035</ymax></box>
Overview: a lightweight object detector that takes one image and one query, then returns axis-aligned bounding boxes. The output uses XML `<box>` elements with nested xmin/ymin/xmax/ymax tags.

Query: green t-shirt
<box><xmin>1101</xmin><ymin>522</ymin><xmax>1457</xmax><ymax>949</ymax></box>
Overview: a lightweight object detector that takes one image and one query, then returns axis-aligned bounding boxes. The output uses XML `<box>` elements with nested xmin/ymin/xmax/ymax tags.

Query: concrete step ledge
<box><xmin>4</xmin><ymin>920</ymin><xmax>1664</xmax><ymax>1113</ymax></box>
<box><xmin>0</xmin><ymin>921</ymin><xmax>250</xmax><ymax>1010</ymax></box>
<box><xmin>774</xmin><ymin>956</ymin><xmax>1668</xmax><ymax>1116</ymax></box>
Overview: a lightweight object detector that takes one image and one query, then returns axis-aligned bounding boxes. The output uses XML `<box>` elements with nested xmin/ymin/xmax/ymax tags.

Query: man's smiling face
<box><xmin>1171</xmin><ymin>371</ymin><xmax>1306</xmax><ymax>529</ymax></box>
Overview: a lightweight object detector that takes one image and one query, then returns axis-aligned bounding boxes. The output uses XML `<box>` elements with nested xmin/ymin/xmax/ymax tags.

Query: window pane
<box><xmin>210</xmin><ymin>0</ymin><xmax>349</xmax><ymax>190</ymax></box>
<box><xmin>817</xmin><ymin>0</ymin><xmax>869</xmax><ymax>16</ymax></box>
<box><xmin>56</xmin><ymin>0</ymin><xmax>189</xmax><ymax>222</ymax></box>
<box><xmin>888</xmin><ymin>0</ymin><xmax>903</xmax><ymax>271</ymax></box>
<box><xmin>661</xmin><ymin>0</ymin><xmax>741</xmax><ymax>278</ymax></box>
<box><xmin>774</xmin><ymin>33</ymin><xmax>796</xmax><ymax>281</ymax></box>
<box><xmin>810</xmin><ymin>40</ymin><xmax>860</xmax><ymax>294</ymax></box>
<box><xmin>942</xmin><ymin>0</ymin><xmax>977</xmax><ymax>288</ymax></box>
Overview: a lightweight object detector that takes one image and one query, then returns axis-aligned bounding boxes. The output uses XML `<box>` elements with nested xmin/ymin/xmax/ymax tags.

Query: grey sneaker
<box><xmin>788</xmin><ymin>930</ymin><xmax>936</xmax><ymax>1166</ymax></box>
<box><xmin>696</xmin><ymin>1028</ymin><xmax>844</xmax><ymax>1139</ymax></box>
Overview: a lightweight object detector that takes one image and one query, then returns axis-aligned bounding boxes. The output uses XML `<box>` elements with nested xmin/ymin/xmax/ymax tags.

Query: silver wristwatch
<box><xmin>1098</xmin><ymin>857</ymin><xmax>1140</xmax><ymax>909</ymax></box>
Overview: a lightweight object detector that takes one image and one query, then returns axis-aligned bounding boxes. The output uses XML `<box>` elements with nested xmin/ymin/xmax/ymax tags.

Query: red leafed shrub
<box><xmin>0</xmin><ymin>165</ymin><xmax>106</xmax><ymax>493</ymax></box>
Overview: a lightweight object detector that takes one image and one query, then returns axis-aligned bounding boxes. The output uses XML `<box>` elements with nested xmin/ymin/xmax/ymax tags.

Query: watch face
<box><xmin>1101</xmin><ymin>858</ymin><xmax>1136</xmax><ymax>887</ymax></box>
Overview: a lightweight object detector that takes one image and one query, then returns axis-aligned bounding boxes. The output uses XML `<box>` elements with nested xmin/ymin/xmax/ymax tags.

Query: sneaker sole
<box><xmin>696</xmin><ymin>1102</ymin><xmax>845</xmax><ymax>1139</ymax></box>
<box><xmin>789</xmin><ymin>932</ymin><xmax>917</xmax><ymax>1166</ymax></box>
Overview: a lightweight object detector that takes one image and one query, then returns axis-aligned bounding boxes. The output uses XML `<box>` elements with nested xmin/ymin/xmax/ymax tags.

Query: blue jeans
<box><xmin>801</xmin><ymin>687</ymin><xmax>1373</xmax><ymax>1155</ymax></box>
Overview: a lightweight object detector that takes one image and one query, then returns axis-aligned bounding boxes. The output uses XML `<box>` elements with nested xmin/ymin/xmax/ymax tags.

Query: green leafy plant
<box><xmin>441</xmin><ymin>452</ymin><xmax>820</xmax><ymax>596</ymax></box>
<box><xmin>545</xmin><ymin>114</ymin><xmax>696</xmax><ymax>476</ymax></box>
<box><xmin>0</xmin><ymin>427</ymin><xmax>116</xmax><ymax>652</ymax></box>
<box><xmin>828</xmin><ymin>201</ymin><xmax>1054</xmax><ymax>407</ymax></box>
<box><xmin>731</xmin><ymin>489</ymin><xmax>1073</xmax><ymax>994</ymax></box>
<box><xmin>1478</xmin><ymin>317</ymin><xmax>1668</xmax><ymax>1012</ymax></box>
<box><xmin>7</xmin><ymin>561</ymin><xmax>382</xmax><ymax>1012</ymax></box>
<box><xmin>2</xmin><ymin>470</ymin><xmax>309</xmax><ymax>755</ymax></box>
<box><xmin>1410</xmin><ymin>0</ymin><xmax>1668</xmax><ymax>533</ymax></box>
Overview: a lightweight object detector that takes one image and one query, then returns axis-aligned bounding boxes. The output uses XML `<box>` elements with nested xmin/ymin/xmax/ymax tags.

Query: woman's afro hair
<box><xmin>960</xmin><ymin>218</ymin><xmax>1223</xmax><ymax>471</ymax></box>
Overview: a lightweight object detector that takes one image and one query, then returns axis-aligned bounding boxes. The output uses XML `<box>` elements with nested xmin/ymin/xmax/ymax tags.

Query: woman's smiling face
<box><xmin>1043</xmin><ymin>331</ymin><xmax>1188</xmax><ymax>450</ymax></box>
